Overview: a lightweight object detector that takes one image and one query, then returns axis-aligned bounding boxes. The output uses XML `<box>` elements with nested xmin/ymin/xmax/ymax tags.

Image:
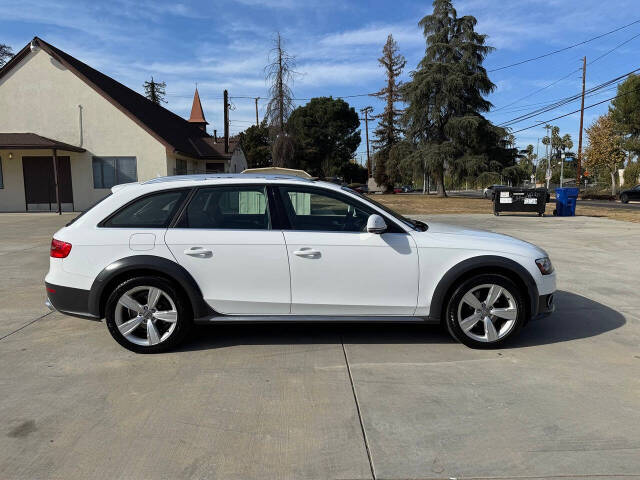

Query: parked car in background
<box><xmin>401</xmin><ymin>185</ymin><xmax>413</xmax><ymax>193</ymax></box>
<box><xmin>620</xmin><ymin>185</ymin><xmax>640</xmax><ymax>203</ymax></box>
<box><xmin>393</xmin><ymin>187</ymin><xmax>403</xmax><ymax>194</ymax></box>
<box><xmin>483</xmin><ymin>185</ymin><xmax>507</xmax><ymax>199</ymax></box>
<box><xmin>45</xmin><ymin>174</ymin><xmax>555</xmax><ymax>353</ymax></box>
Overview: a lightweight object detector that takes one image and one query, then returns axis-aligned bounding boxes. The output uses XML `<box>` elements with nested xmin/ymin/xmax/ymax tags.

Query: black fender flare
<box><xmin>88</xmin><ymin>255</ymin><xmax>215</xmax><ymax>319</ymax></box>
<box><xmin>428</xmin><ymin>255</ymin><xmax>539</xmax><ymax>322</ymax></box>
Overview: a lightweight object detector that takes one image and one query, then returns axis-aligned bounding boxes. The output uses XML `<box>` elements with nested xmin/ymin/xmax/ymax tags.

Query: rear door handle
<box><xmin>293</xmin><ymin>248</ymin><xmax>321</xmax><ymax>258</ymax></box>
<box><xmin>184</xmin><ymin>247</ymin><xmax>213</xmax><ymax>257</ymax></box>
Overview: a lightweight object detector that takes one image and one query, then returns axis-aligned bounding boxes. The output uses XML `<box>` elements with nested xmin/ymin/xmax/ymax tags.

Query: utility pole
<box><xmin>545</xmin><ymin>124</ymin><xmax>551</xmax><ymax>190</ymax></box>
<box><xmin>360</xmin><ymin>106</ymin><xmax>373</xmax><ymax>178</ymax></box>
<box><xmin>254</xmin><ymin>97</ymin><xmax>260</xmax><ymax>126</ymax></box>
<box><xmin>577</xmin><ymin>56</ymin><xmax>586</xmax><ymax>188</ymax></box>
<box><xmin>223</xmin><ymin>89</ymin><xmax>229</xmax><ymax>154</ymax></box>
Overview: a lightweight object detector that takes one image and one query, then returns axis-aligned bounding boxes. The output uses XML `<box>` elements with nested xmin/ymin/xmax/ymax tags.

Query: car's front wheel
<box><xmin>105</xmin><ymin>276</ymin><xmax>192</xmax><ymax>353</ymax></box>
<box><xmin>621</xmin><ymin>194</ymin><xmax>629</xmax><ymax>204</ymax></box>
<box><xmin>445</xmin><ymin>274</ymin><xmax>525</xmax><ymax>348</ymax></box>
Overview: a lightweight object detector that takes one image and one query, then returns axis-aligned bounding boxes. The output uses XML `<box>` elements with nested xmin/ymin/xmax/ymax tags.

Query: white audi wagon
<box><xmin>45</xmin><ymin>174</ymin><xmax>556</xmax><ymax>353</ymax></box>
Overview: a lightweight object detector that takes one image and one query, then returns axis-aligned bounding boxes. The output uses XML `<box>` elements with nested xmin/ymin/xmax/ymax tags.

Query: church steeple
<box><xmin>188</xmin><ymin>87</ymin><xmax>208</xmax><ymax>132</ymax></box>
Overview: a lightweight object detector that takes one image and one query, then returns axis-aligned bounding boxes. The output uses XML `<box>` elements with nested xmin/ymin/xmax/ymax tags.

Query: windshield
<box><xmin>342</xmin><ymin>187</ymin><xmax>421</xmax><ymax>231</ymax></box>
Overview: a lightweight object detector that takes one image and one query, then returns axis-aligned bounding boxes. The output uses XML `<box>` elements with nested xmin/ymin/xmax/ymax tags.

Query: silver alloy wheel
<box><xmin>114</xmin><ymin>286</ymin><xmax>178</xmax><ymax>347</ymax></box>
<box><xmin>457</xmin><ymin>283</ymin><xmax>518</xmax><ymax>343</ymax></box>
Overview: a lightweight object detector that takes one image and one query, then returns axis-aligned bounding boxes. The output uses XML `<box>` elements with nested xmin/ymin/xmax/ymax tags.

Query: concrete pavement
<box><xmin>1</xmin><ymin>212</ymin><xmax>639</xmax><ymax>479</ymax></box>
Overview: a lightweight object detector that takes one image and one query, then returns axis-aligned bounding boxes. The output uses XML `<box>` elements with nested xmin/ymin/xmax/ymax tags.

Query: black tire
<box><xmin>105</xmin><ymin>276</ymin><xmax>193</xmax><ymax>353</ymax></box>
<box><xmin>445</xmin><ymin>274</ymin><xmax>526</xmax><ymax>349</ymax></box>
<box><xmin>621</xmin><ymin>194</ymin><xmax>629</xmax><ymax>204</ymax></box>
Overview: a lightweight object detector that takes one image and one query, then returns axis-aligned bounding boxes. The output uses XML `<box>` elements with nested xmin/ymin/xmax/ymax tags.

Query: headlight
<box><xmin>535</xmin><ymin>257</ymin><xmax>554</xmax><ymax>275</ymax></box>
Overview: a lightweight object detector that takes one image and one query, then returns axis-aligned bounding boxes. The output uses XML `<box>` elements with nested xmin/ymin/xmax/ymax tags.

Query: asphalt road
<box><xmin>1</xmin><ymin>212</ymin><xmax>639</xmax><ymax>479</ymax></box>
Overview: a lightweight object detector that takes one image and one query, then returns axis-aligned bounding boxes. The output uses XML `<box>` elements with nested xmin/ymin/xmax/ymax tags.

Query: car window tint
<box><xmin>279</xmin><ymin>187</ymin><xmax>373</xmax><ymax>232</ymax></box>
<box><xmin>103</xmin><ymin>190</ymin><xmax>187</xmax><ymax>228</ymax></box>
<box><xmin>177</xmin><ymin>186</ymin><xmax>270</xmax><ymax>229</ymax></box>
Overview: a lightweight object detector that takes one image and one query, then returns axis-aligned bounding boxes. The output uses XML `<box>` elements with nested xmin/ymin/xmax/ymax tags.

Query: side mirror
<box><xmin>367</xmin><ymin>214</ymin><xmax>387</xmax><ymax>234</ymax></box>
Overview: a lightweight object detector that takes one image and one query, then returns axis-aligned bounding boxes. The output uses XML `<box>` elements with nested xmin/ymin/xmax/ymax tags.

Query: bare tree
<box><xmin>264</xmin><ymin>33</ymin><xmax>296</xmax><ymax>167</ymax></box>
<box><xmin>0</xmin><ymin>43</ymin><xmax>14</xmax><ymax>68</ymax></box>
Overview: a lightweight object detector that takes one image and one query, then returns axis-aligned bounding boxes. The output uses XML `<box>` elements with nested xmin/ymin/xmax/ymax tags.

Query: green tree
<box><xmin>401</xmin><ymin>0</ymin><xmax>497</xmax><ymax>197</ymax></box>
<box><xmin>0</xmin><ymin>43</ymin><xmax>13</xmax><ymax>68</ymax></box>
<box><xmin>143</xmin><ymin>77</ymin><xmax>167</xmax><ymax>104</ymax></box>
<box><xmin>542</xmin><ymin>125</ymin><xmax>574</xmax><ymax>160</ymax></box>
<box><xmin>519</xmin><ymin>144</ymin><xmax>537</xmax><ymax>178</ymax></box>
<box><xmin>623</xmin><ymin>161</ymin><xmax>640</xmax><ymax>186</ymax></box>
<box><xmin>372</xmin><ymin>34</ymin><xmax>406</xmax><ymax>192</ymax></box>
<box><xmin>609</xmin><ymin>74</ymin><xmax>640</xmax><ymax>155</ymax></box>
<box><xmin>340</xmin><ymin>162</ymin><xmax>368</xmax><ymax>184</ymax></box>
<box><xmin>238</xmin><ymin>122</ymin><xmax>272</xmax><ymax>168</ymax></box>
<box><xmin>584</xmin><ymin>113</ymin><xmax>626</xmax><ymax>195</ymax></box>
<box><xmin>287</xmin><ymin>97</ymin><xmax>361</xmax><ymax>177</ymax></box>
<box><xmin>386</xmin><ymin>140</ymin><xmax>417</xmax><ymax>186</ymax></box>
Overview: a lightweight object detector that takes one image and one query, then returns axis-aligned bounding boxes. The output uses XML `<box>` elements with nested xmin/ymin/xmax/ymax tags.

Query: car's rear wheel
<box><xmin>105</xmin><ymin>276</ymin><xmax>192</xmax><ymax>353</ymax></box>
<box><xmin>621</xmin><ymin>194</ymin><xmax>629</xmax><ymax>204</ymax></box>
<box><xmin>445</xmin><ymin>274</ymin><xmax>525</xmax><ymax>348</ymax></box>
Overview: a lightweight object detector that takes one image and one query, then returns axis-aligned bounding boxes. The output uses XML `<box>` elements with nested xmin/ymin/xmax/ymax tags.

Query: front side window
<box><xmin>176</xmin><ymin>185</ymin><xmax>269</xmax><ymax>230</ymax></box>
<box><xmin>93</xmin><ymin>157</ymin><xmax>137</xmax><ymax>189</ymax></box>
<box><xmin>278</xmin><ymin>186</ymin><xmax>376</xmax><ymax>232</ymax></box>
<box><xmin>102</xmin><ymin>190</ymin><xmax>187</xmax><ymax>228</ymax></box>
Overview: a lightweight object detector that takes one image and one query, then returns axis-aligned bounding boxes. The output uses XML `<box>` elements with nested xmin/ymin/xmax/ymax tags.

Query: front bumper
<box><xmin>45</xmin><ymin>282</ymin><xmax>100</xmax><ymax>320</ymax></box>
<box><xmin>534</xmin><ymin>293</ymin><xmax>555</xmax><ymax>319</ymax></box>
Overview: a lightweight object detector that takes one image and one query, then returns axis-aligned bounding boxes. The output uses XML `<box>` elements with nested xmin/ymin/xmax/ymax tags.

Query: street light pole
<box><xmin>560</xmin><ymin>152</ymin><xmax>566</xmax><ymax>187</ymax></box>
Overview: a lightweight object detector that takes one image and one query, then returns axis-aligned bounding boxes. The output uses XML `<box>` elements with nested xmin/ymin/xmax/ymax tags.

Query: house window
<box><xmin>92</xmin><ymin>157</ymin><xmax>137</xmax><ymax>189</ymax></box>
<box><xmin>176</xmin><ymin>159</ymin><xmax>187</xmax><ymax>175</ymax></box>
<box><xmin>0</xmin><ymin>157</ymin><xmax>3</xmax><ymax>189</ymax></box>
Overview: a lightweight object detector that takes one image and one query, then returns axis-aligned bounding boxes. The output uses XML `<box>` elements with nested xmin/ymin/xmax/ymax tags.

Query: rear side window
<box><xmin>176</xmin><ymin>185</ymin><xmax>269</xmax><ymax>230</ymax></box>
<box><xmin>102</xmin><ymin>190</ymin><xmax>188</xmax><ymax>228</ymax></box>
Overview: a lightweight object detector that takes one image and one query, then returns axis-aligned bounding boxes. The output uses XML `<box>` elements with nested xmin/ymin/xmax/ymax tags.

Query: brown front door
<box><xmin>22</xmin><ymin>156</ymin><xmax>73</xmax><ymax>211</ymax></box>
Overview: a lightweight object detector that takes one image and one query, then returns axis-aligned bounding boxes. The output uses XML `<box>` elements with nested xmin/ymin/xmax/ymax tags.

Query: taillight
<box><xmin>50</xmin><ymin>238</ymin><xmax>72</xmax><ymax>258</ymax></box>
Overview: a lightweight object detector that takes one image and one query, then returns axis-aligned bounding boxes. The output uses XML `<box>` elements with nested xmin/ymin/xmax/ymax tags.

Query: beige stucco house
<box><xmin>0</xmin><ymin>37</ymin><xmax>247</xmax><ymax>212</ymax></box>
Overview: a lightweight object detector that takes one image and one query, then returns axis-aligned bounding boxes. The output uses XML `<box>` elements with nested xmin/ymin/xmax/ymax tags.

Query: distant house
<box><xmin>0</xmin><ymin>36</ymin><xmax>247</xmax><ymax>212</ymax></box>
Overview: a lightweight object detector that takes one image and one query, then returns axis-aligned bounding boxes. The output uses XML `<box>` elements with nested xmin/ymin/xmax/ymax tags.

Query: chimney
<box><xmin>224</xmin><ymin>89</ymin><xmax>229</xmax><ymax>154</ymax></box>
<box><xmin>188</xmin><ymin>87</ymin><xmax>208</xmax><ymax>133</ymax></box>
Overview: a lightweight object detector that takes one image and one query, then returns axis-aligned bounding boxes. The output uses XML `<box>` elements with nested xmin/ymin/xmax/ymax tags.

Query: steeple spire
<box><xmin>188</xmin><ymin>87</ymin><xmax>208</xmax><ymax>131</ymax></box>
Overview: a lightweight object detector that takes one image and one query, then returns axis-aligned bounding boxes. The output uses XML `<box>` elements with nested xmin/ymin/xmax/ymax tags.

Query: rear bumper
<box><xmin>45</xmin><ymin>282</ymin><xmax>100</xmax><ymax>320</ymax></box>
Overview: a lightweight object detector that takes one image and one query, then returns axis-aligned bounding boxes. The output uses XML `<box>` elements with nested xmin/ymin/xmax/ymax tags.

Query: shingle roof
<box><xmin>0</xmin><ymin>37</ymin><xmax>231</xmax><ymax>160</ymax></box>
<box><xmin>0</xmin><ymin>132</ymin><xmax>86</xmax><ymax>152</ymax></box>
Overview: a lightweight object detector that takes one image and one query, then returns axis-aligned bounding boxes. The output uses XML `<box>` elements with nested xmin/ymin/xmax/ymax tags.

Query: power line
<box><xmin>491</xmin><ymin>68</ymin><xmax>580</xmax><ymax>112</ymax></box>
<box><xmin>587</xmin><ymin>30</ymin><xmax>640</xmax><ymax>65</ymax></box>
<box><xmin>509</xmin><ymin>83</ymin><xmax>640</xmax><ymax>134</ymax></box>
<box><xmin>487</xmin><ymin>19</ymin><xmax>640</xmax><ymax>72</ymax></box>
<box><xmin>499</xmin><ymin>66</ymin><xmax>640</xmax><ymax>127</ymax></box>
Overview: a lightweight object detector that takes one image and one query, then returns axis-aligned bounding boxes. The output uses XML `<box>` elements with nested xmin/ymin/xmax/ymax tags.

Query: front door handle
<box><xmin>293</xmin><ymin>248</ymin><xmax>321</xmax><ymax>258</ymax></box>
<box><xmin>184</xmin><ymin>247</ymin><xmax>213</xmax><ymax>257</ymax></box>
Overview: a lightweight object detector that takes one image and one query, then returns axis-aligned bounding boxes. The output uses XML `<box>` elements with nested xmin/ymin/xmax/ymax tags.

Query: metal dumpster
<box><xmin>493</xmin><ymin>187</ymin><xmax>548</xmax><ymax>216</ymax></box>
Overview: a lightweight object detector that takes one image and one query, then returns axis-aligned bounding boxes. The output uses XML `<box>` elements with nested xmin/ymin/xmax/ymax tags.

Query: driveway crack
<box><xmin>0</xmin><ymin>311</ymin><xmax>52</xmax><ymax>341</ymax></box>
<box><xmin>341</xmin><ymin>335</ymin><xmax>376</xmax><ymax>480</ymax></box>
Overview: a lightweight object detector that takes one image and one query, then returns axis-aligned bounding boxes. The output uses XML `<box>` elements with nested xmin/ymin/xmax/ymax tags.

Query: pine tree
<box><xmin>372</xmin><ymin>35</ymin><xmax>406</xmax><ymax>192</ymax></box>
<box><xmin>402</xmin><ymin>0</ymin><xmax>496</xmax><ymax>197</ymax></box>
<box><xmin>143</xmin><ymin>77</ymin><xmax>167</xmax><ymax>105</ymax></box>
<box><xmin>0</xmin><ymin>43</ymin><xmax>13</xmax><ymax>68</ymax></box>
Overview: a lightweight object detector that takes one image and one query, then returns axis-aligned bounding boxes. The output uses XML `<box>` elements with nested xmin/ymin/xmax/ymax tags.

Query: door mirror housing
<box><xmin>367</xmin><ymin>214</ymin><xmax>387</xmax><ymax>234</ymax></box>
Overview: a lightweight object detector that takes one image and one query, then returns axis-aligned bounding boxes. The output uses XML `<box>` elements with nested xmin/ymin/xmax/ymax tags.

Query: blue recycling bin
<box><xmin>555</xmin><ymin>187</ymin><xmax>579</xmax><ymax>216</ymax></box>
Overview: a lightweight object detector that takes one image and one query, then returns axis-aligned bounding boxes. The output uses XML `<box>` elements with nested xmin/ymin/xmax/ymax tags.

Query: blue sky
<box><xmin>2</xmin><ymin>0</ymin><xmax>640</xmax><ymax>165</ymax></box>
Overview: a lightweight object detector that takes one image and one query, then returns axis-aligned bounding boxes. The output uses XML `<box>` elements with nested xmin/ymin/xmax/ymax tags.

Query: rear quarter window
<box><xmin>101</xmin><ymin>190</ymin><xmax>189</xmax><ymax>228</ymax></box>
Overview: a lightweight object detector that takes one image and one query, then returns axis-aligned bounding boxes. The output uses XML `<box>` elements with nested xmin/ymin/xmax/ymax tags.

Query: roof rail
<box><xmin>144</xmin><ymin>173</ymin><xmax>314</xmax><ymax>184</ymax></box>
